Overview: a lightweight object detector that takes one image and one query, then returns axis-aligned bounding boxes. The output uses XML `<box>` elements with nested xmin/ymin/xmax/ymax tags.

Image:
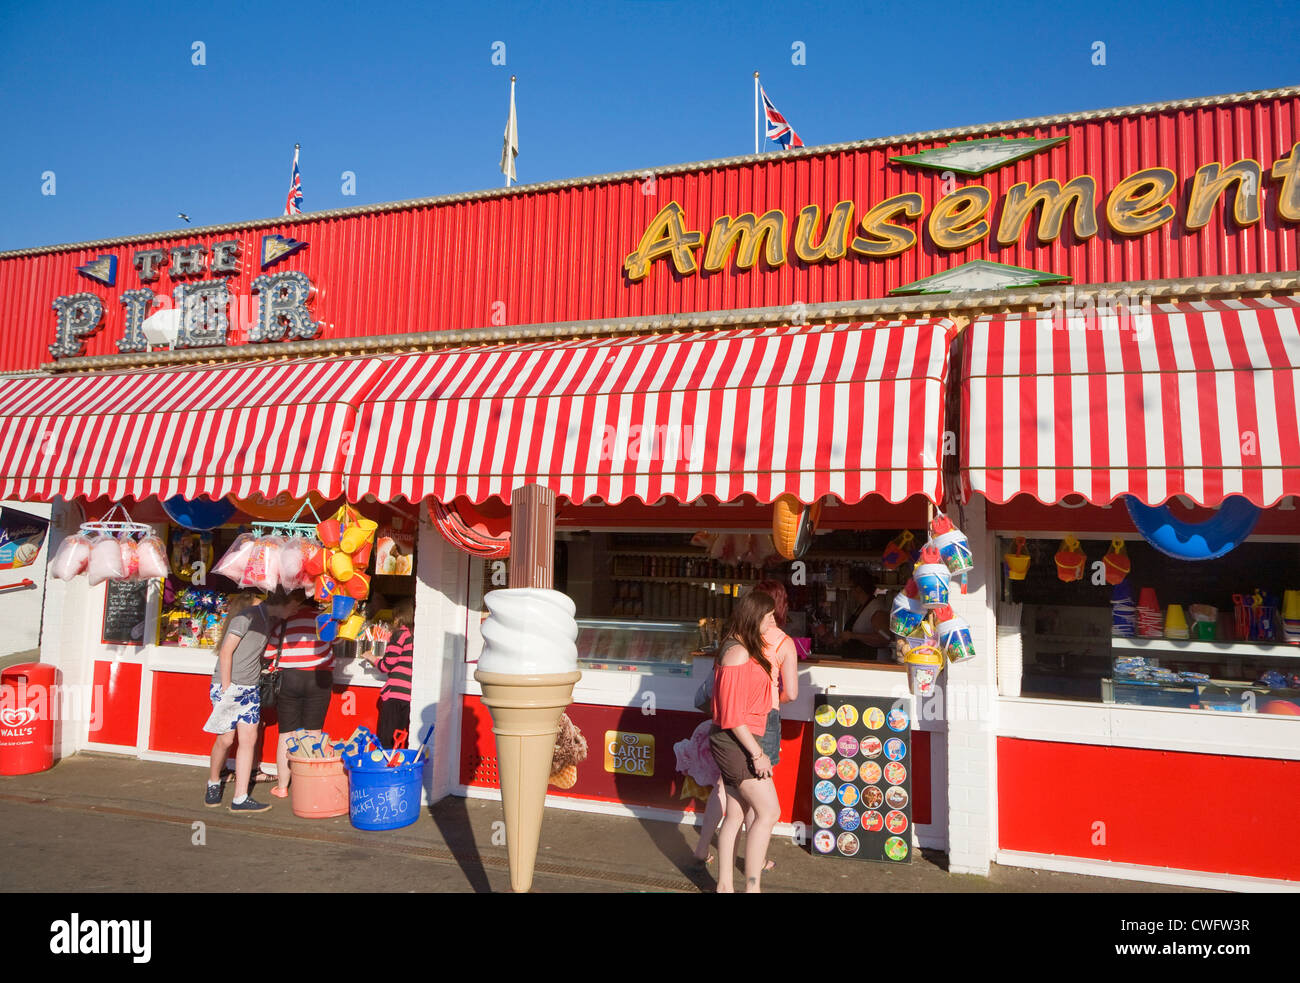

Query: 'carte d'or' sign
<box><xmin>623</xmin><ymin>144</ymin><xmax>1300</xmax><ymax>281</ymax></box>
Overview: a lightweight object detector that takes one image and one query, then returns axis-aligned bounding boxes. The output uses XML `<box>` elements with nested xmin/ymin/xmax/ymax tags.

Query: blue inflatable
<box><xmin>163</xmin><ymin>495</ymin><xmax>237</xmax><ymax>531</ymax></box>
<box><xmin>1124</xmin><ymin>495</ymin><xmax>1261</xmax><ymax>561</ymax></box>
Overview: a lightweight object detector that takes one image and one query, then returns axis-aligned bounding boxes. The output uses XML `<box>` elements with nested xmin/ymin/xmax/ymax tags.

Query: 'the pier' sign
<box><xmin>49</xmin><ymin>234</ymin><xmax>318</xmax><ymax>360</ymax></box>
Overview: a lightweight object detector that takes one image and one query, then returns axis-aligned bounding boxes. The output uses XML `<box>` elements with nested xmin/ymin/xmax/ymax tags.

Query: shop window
<box><xmin>1000</xmin><ymin>536</ymin><xmax>1300</xmax><ymax>716</ymax></box>
<box><xmin>152</xmin><ymin>520</ymin><xmax>415</xmax><ymax>660</ymax></box>
<box><xmin>471</xmin><ymin>529</ymin><xmax>909</xmax><ymax>675</ymax></box>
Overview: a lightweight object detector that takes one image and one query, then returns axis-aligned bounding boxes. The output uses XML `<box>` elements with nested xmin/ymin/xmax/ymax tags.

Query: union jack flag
<box><xmin>284</xmin><ymin>144</ymin><xmax>303</xmax><ymax>215</ymax></box>
<box><xmin>760</xmin><ymin>85</ymin><xmax>803</xmax><ymax>149</ymax></box>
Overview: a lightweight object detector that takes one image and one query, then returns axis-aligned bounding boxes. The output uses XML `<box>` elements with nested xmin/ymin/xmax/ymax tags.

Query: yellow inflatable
<box><xmin>772</xmin><ymin>494</ymin><xmax>822</xmax><ymax>560</ymax></box>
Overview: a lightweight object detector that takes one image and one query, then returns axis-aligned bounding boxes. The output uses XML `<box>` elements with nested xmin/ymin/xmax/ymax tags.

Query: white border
<box><xmin>997</xmin><ymin>696</ymin><xmax>1300</xmax><ymax>760</ymax></box>
<box><xmin>996</xmin><ymin>849</ymin><xmax>1300</xmax><ymax>892</ymax></box>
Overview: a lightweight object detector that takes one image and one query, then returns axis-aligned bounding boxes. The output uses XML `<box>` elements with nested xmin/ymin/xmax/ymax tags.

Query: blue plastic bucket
<box><xmin>345</xmin><ymin>758</ymin><xmax>423</xmax><ymax>831</ymax></box>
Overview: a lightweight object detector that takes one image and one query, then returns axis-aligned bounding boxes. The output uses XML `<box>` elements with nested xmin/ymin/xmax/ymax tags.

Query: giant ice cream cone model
<box><xmin>474</xmin><ymin>588</ymin><xmax>581</xmax><ymax>892</ymax></box>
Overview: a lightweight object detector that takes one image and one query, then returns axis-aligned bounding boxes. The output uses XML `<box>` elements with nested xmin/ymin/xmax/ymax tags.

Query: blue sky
<box><xmin>1</xmin><ymin>0</ymin><xmax>1296</xmax><ymax>251</ymax></box>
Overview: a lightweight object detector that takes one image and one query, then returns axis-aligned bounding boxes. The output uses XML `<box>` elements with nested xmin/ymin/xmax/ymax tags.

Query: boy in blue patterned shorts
<box><xmin>204</xmin><ymin>590</ymin><xmax>298</xmax><ymax>812</ymax></box>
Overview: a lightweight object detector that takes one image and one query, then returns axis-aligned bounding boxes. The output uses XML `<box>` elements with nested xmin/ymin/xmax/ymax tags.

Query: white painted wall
<box><xmin>0</xmin><ymin>499</ymin><xmax>53</xmax><ymax>658</ymax></box>
<box><xmin>412</xmin><ymin>512</ymin><xmax>471</xmax><ymax>804</ymax></box>
<box><xmin>944</xmin><ymin>498</ymin><xmax>998</xmax><ymax>876</ymax></box>
<box><xmin>36</xmin><ymin>499</ymin><xmax>93</xmax><ymax>760</ymax></box>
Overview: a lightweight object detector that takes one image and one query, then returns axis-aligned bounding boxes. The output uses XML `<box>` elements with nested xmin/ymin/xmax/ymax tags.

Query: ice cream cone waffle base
<box><xmin>549</xmin><ymin>764</ymin><xmax>579</xmax><ymax>788</ymax></box>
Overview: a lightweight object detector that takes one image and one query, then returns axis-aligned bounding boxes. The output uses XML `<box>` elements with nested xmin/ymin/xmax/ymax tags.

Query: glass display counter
<box><xmin>576</xmin><ymin>618</ymin><xmax>698</xmax><ymax>676</ymax></box>
<box><xmin>1103</xmin><ymin>637</ymin><xmax>1300</xmax><ymax>713</ymax></box>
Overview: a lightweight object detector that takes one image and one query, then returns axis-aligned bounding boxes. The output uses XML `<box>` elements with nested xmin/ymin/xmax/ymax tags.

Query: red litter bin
<box><xmin>0</xmin><ymin>663</ymin><xmax>58</xmax><ymax>775</ymax></box>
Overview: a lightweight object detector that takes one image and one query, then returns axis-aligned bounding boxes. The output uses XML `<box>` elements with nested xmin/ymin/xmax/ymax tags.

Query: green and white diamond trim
<box><xmin>890</xmin><ymin>136</ymin><xmax>1068</xmax><ymax>176</ymax></box>
<box><xmin>889</xmin><ymin>260</ymin><xmax>1071</xmax><ymax>295</ymax></box>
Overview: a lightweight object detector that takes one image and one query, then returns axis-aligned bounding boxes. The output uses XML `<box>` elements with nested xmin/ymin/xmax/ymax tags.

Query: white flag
<box><xmin>500</xmin><ymin>77</ymin><xmax>518</xmax><ymax>185</ymax></box>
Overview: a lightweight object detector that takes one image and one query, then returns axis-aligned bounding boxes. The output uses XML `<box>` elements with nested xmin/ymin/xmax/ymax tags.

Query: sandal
<box><xmin>691</xmin><ymin>852</ymin><xmax>715</xmax><ymax>867</ymax></box>
<box><xmin>270</xmin><ymin>786</ymin><xmax>289</xmax><ymax>799</ymax></box>
<box><xmin>763</xmin><ymin>859</ymin><xmax>775</xmax><ymax>872</ymax></box>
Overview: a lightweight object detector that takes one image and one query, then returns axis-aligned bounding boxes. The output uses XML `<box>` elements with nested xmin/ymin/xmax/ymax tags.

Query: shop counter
<box><xmin>124</xmin><ymin>644</ymin><xmax>385</xmax><ymax>688</ymax></box>
<box><xmin>84</xmin><ymin>643</ymin><xmax>389</xmax><ymax>762</ymax></box>
<box><xmin>458</xmin><ymin>652</ymin><xmax>941</xmax><ymax>832</ymax></box>
<box><xmin>460</xmin><ymin>654</ymin><xmax>917</xmax><ymax>718</ymax></box>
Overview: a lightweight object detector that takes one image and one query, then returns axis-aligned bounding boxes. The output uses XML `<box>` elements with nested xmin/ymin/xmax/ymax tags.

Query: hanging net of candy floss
<box><xmin>49</xmin><ymin>502</ymin><xmax>170</xmax><ymax>584</ymax></box>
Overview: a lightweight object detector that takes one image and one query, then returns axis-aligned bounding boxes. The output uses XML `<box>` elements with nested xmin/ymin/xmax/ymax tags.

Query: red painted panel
<box><xmin>2</xmin><ymin>92</ymin><xmax>1297</xmax><ymax>373</ymax></box>
<box><xmin>461</xmin><ymin>696</ymin><xmax>933</xmax><ymax>826</ymax></box>
<box><xmin>148</xmin><ymin>671</ymin><xmax>380</xmax><ymax>764</ymax></box>
<box><xmin>149</xmin><ymin>671</ymin><xmax>228</xmax><ymax>757</ymax></box>
<box><xmin>86</xmin><ymin>660</ymin><xmax>141</xmax><ymax>748</ymax></box>
<box><xmin>997</xmin><ymin>738</ymin><xmax>1300</xmax><ymax>880</ymax></box>
<box><xmin>912</xmin><ymin>730</ymin><xmax>932</xmax><ymax>826</ymax></box>
<box><xmin>986</xmin><ymin>496</ymin><xmax>1300</xmax><ymax>534</ymax></box>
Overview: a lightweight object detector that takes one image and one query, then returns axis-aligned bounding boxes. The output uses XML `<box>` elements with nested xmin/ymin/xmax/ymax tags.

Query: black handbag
<box><xmin>258</xmin><ymin>618</ymin><xmax>284</xmax><ymax>708</ymax></box>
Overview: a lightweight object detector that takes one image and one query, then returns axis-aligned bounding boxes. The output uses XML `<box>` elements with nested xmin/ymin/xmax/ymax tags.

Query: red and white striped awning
<box><xmin>961</xmin><ymin>297</ymin><xmax>1300</xmax><ymax>507</ymax></box>
<box><xmin>347</xmin><ymin>319</ymin><xmax>957</xmax><ymax>505</ymax></box>
<box><xmin>0</xmin><ymin>356</ymin><xmax>388</xmax><ymax>502</ymax></box>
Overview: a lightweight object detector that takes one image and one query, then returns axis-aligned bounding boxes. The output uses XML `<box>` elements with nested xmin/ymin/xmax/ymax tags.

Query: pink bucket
<box><xmin>288</xmin><ymin>753</ymin><xmax>349</xmax><ymax>819</ymax></box>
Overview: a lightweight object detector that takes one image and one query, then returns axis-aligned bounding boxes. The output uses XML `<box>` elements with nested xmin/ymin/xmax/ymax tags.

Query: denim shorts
<box><xmin>758</xmin><ymin>708</ymin><xmax>782</xmax><ymax>764</ymax></box>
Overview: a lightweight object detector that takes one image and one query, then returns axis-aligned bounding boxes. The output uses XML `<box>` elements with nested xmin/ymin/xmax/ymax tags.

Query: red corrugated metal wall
<box><xmin>2</xmin><ymin>93</ymin><xmax>1298</xmax><ymax>373</ymax></box>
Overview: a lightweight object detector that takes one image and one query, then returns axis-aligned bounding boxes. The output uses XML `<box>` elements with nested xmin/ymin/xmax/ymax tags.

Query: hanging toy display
<box><xmin>49</xmin><ymin>503</ymin><xmax>171</xmax><ymax>584</ymax></box>
<box><xmin>312</xmin><ymin>504</ymin><xmax>379</xmax><ymax>642</ymax></box>
<box><xmin>1055</xmin><ymin>535</ymin><xmax>1087</xmax><ymax>583</ymax></box>
<box><xmin>934</xmin><ymin>604</ymin><xmax>976</xmax><ymax>664</ymax></box>
<box><xmin>886</xmin><ymin>519</ymin><xmax>980</xmax><ymax>697</ymax></box>
<box><xmin>1101</xmin><ymin>539</ymin><xmax>1131</xmax><ymax>585</ymax></box>
<box><xmin>912</xmin><ymin>546</ymin><xmax>951</xmax><ymax>609</ymax></box>
<box><xmin>881</xmin><ymin>530</ymin><xmax>917</xmax><ymax>571</ymax></box>
<box><xmin>1003</xmin><ymin>536</ymin><xmax>1031</xmax><ymax>581</ymax></box>
<box><xmin>889</xmin><ymin>579</ymin><xmax>927</xmax><ymax>636</ymax></box>
<box><xmin>928</xmin><ymin>514</ymin><xmax>974</xmax><ymax>575</ymax></box>
<box><xmin>902</xmin><ymin>621</ymin><xmax>945</xmax><ymax>697</ymax></box>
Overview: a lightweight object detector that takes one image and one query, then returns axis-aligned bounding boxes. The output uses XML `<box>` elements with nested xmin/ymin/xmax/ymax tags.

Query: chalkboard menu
<box><xmin>102</xmin><ymin>580</ymin><xmax>150</xmax><ymax>646</ymax></box>
<box><xmin>810</xmin><ymin>694</ymin><xmax>913</xmax><ymax>864</ymax></box>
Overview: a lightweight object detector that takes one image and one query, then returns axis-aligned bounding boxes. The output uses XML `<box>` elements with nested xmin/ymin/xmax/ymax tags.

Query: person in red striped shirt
<box><xmin>360</xmin><ymin>599</ymin><xmax>413</xmax><ymax>748</ymax></box>
<box><xmin>269</xmin><ymin>592</ymin><xmax>336</xmax><ymax>797</ymax></box>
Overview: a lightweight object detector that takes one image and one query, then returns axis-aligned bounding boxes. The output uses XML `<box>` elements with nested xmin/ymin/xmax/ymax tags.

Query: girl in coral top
<box><xmin>693</xmin><ymin>581</ymin><xmax>798</xmax><ymax>870</ymax></box>
<box><xmin>709</xmin><ymin>589</ymin><xmax>782</xmax><ymax>893</ymax></box>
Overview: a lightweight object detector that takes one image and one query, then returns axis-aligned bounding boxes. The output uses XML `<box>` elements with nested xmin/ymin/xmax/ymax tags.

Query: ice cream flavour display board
<box><xmin>811</xmin><ymin>694</ymin><xmax>913</xmax><ymax>864</ymax></box>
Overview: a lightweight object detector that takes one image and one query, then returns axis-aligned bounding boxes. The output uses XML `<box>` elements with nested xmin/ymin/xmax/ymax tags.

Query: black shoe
<box><xmin>204</xmin><ymin>783</ymin><xmax>223</xmax><ymax>807</ymax></box>
<box><xmin>228</xmin><ymin>795</ymin><xmax>271</xmax><ymax>813</ymax></box>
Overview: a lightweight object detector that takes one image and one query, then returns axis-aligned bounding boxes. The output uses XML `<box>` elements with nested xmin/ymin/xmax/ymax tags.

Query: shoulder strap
<box><xmin>267</xmin><ymin>609</ymin><xmax>285</xmax><ymax>670</ymax></box>
<box><xmin>717</xmin><ymin>638</ymin><xmax>746</xmax><ymax>663</ymax></box>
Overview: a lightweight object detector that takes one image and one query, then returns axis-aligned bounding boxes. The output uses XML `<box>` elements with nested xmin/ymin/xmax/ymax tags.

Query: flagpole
<box><xmin>506</xmin><ymin>76</ymin><xmax>516</xmax><ymax>188</ymax></box>
<box><xmin>754</xmin><ymin>72</ymin><xmax>760</xmax><ymax>155</ymax></box>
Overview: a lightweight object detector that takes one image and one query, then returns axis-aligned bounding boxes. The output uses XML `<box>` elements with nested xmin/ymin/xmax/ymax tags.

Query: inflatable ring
<box><xmin>1124</xmin><ymin>495</ymin><xmax>1261</xmax><ymax>561</ymax></box>
<box><xmin>163</xmin><ymin>495</ymin><xmax>237</xmax><ymax>531</ymax></box>
<box><xmin>430</xmin><ymin>499</ymin><xmax>511</xmax><ymax>558</ymax></box>
<box><xmin>231</xmin><ymin>491</ymin><xmax>325</xmax><ymax>521</ymax></box>
<box><xmin>772</xmin><ymin>494</ymin><xmax>823</xmax><ymax>560</ymax></box>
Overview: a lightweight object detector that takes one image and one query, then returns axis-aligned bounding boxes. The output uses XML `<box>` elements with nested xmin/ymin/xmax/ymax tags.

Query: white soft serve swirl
<box><xmin>478</xmin><ymin>588</ymin><xmax>579</xmax><ymax>675</ymax></box>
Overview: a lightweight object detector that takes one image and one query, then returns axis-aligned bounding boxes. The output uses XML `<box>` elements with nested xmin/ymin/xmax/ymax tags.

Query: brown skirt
<box><xmin>709</xmin><ymin>725</ymin><xmax>758</xmax><ymax>787</ymax></box>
